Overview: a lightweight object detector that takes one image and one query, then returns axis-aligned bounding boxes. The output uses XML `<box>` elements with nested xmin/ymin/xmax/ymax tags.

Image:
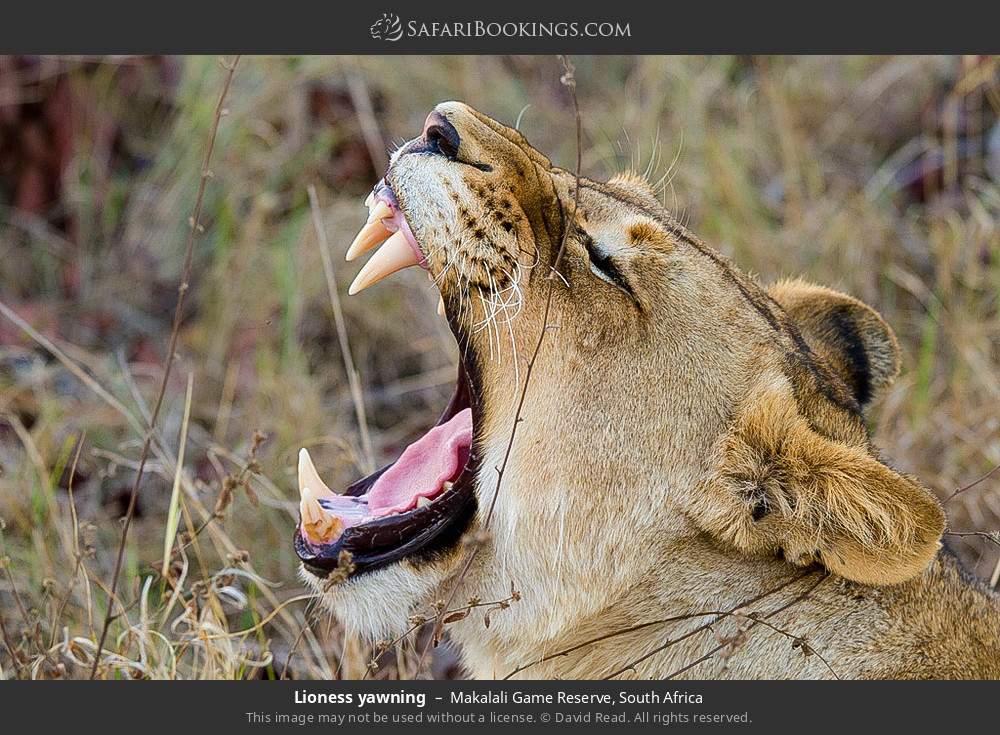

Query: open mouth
<box><xmin>294</xmin><ymin>182</ymin><xmax>479</xmax><ymax>579</ymax></box>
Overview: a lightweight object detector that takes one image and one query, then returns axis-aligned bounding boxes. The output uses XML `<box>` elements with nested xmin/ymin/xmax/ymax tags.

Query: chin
<box><xmin>299</xmin><ymin>560</ymin><xmax>451</xmax><ymax>640</ymax></box>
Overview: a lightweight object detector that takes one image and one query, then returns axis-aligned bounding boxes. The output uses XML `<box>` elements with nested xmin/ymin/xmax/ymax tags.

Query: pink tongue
<box><xmin>368</xmin><ymin>408</ymin><xmax>472</xmax><ymax>516</ymax></box>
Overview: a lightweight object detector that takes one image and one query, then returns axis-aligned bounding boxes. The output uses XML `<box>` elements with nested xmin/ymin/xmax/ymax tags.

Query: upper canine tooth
<box><xmin>346</xmin><ymin>219</ymin><xmax>391</xmax><ymax>262</ymax></box>
<box><xmin>364</xmin><ymin>191</ymin><xmax>374</xmax><ymax>208</ymax></box>
<box><xmin>443</xmin><ymin>481</ymin><xmax>454</xmax><ymax>491</ymax></box>
<box><xmin>348</xmin><ymin>230</ymin><xmax>420</xmax><ymax>295</ymax></box>
<box><xmin>366</xmin><ymin>200</ymin><xmax>392</xmax><ymax>224</ymax></box>
<box><xmin>298</xmin><ymin>448</ymin><xmax>335</xmax><ymax>500</ymax></box>
<box><xmin>417</xmin><ymin>496</ymin><xmax>432</xmax><ymax>508</ymax></box>
<box><xmin>437</xmin><ymin>295</ymin><xmax>446</xmax><ymax>317</ymax></box>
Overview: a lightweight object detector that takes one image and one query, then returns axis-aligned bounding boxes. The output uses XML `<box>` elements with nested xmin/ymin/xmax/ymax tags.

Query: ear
<box><xmin>607</xmin><ymin>171</ymin><xmax>658</xmax><ymax>199</ymax></box>
<box><xmin>768</xmin><ymin>279</ymin><xmax>900</xmax><ymax>407</ymax></box>
<box><xmin>699</xmin><ymin>384</ymin><xmax>945</xmax><ymax>586</ymax></box>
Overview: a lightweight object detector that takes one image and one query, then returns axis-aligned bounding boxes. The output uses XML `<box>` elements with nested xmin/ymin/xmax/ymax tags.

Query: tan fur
<box><xmin>769</xmin><ymin>279</ymin><xmax>901</xmax><ymax>407</ymax></box>
<box><xmin>695</xmin><ymin>375</ymin><xmax>945</xmax><ymax>585</ymax></box>
<box><xmin>307</xmin><ymin>102</ymin><xmax>1000</xmax><ymax>679</ymax></box>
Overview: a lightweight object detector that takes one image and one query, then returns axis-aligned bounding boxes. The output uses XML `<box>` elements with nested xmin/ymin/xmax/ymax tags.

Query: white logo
<box><xmin>370</xmin><ymin>13</ymin><xmax>403</xmax><ymax>41</ymax></box>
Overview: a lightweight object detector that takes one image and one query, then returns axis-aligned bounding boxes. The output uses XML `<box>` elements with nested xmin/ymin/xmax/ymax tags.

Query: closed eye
<box><xmin>584</xmin><ymin>236</ymin><xmax>632</xmax><ymax>295</ymax></box>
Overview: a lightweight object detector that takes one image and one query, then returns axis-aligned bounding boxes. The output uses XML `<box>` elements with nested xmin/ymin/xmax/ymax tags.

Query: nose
<box><xmin>421</xmin><ymin>110</ymin><xmax>461</xmax><ymax>158</ymax></box>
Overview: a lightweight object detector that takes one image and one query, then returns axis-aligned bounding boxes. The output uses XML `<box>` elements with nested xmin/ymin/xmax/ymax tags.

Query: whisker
<box><xmin>514</xmin><ymin>104</ymin><xmax>532</xmax><ymax>132</ymax></box>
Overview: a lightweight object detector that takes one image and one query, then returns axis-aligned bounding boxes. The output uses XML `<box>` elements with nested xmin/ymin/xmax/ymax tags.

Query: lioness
<box><xmin>295</xmin><ymin>102</ymin><xmax>1000</xmax><ymax>679</ymax></box>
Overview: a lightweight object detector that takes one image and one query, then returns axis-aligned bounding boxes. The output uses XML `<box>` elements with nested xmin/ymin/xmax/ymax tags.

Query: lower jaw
<box><xmin>295</xmin><ymin>362</ymin><xmax>480</xmax><ymax>580</ymax></box>
<box><xmin>297</xmin><ymin>485</ymin><xmax>477</xmax><ymax>580</ymax></box>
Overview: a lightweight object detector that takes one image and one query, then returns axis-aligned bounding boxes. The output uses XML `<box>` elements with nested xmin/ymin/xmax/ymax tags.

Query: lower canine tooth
<box><xmin>300</xmin><ymin>495</ymin><xmax>344</xmax><ymax>544</ymax></box>
<box><xmin>298</xmin><ymin>448</ymin><xmax>342</xmax><ymax>543</ymax></box>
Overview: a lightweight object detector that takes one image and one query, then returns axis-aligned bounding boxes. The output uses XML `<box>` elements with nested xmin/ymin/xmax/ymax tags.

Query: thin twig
<box><xmin>2</xmin><ymin>564</ymin><xmax>31</xmax><ymax>629</ymax></box>
<box><xmin>88</xmin><ymin>55</ymin><xmax>240</xmax><ymax>678</ymax></box>
<box><xmin>945</xmin><ymin>530</ymin><xmax>1000</xmax><ymax>548</ymax></box>
<box><xmin>0</xmin><ymin>303</ymin><xmax>144</xmax><ymax>437</ymax></box>
<box><xmin>504</xmin><ymin>612</ymin><xmax>727</xmax><ymax>680</ymax></box>
<box><xmin>343</xmin><ymin>60</ymin><xmax>389</xmax><ymax>173</ymax></box>
<box><xmin>307</xmin><ymin>184</ymin><xmax>374</xmax><ymax>472</ymax></box>
<box><xmin>659</xmin><ymin>573</ymin><xmax>831</xmax><ymax>681</ymax></box>
<box><xmin>599</xmin><ymin>572</ymin><xmax>827</xmax><ymax>679</ymax></box>
<box><xmin>734</xmin><ymin>612</ymin><xmax>841</xmax><ymax>680</ymax></box>
<box><xmin>504</xmin><ymin>570</ymin><xmax>814</xmax><ymax>679</ymax></box>
<box><xmin>414</xmin><ymin>55</ymin><xmax>583</xmax><ymax>676</ymax></box>
<box><xmin>366</xmin><ymin>587</ymin><xmax>520</xmax><ymax>680</ymax></box>
<box><xmin>944</xmin><ymin>463</ymin><xmax>1000</xmax><ymax>504</ymax></box>
<box><xmin>279</xmin><ymin>598</ymin><xmax>323</xmax><ymax>680</ymax></box>
<box><xmin>0</xmin><ymin>607</ymin><xmax>24</xmax><ymax>679</ymax></box>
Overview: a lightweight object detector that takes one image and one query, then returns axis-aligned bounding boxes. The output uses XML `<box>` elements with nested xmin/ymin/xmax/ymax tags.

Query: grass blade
<box><xmin>161</xmin><ymin>372</ymin><xmax>194</xmax><ymax>579</ymax></box>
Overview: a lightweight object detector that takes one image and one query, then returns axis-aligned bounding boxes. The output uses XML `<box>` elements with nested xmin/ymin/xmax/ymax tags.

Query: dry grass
<box><xmin>0</xmin><ymin>55</ymin><xmax>998</xmax><ymax>679</ymax></box>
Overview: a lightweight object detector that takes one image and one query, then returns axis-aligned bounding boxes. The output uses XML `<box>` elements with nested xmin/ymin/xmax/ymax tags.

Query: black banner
<box><xmin>4</xmin><ymin>680</ymin><xmax>999</xmax><ymax>732</ymax></box>
<box><xmin>0</xmin><ymin>1</ymin><xmax>999</xmax><ymax>54</ymax></box>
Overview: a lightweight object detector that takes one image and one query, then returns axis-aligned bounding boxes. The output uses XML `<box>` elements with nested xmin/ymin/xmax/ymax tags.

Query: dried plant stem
<box><xmin>0</xmin><ymin>608</ymin><xmax>24</xmax><ymax>678</ymax></box>
<box><xmin>0</xmin><ymin>302</ymin><xmax>143</xmax><ymax>437</ymax></box>
<box><xmin>194</xmin><ymin>593</ymin><xmax>316</xmax><ymax>643</ymax></box>
<box><xmin>279</xmin><ymin>599</ymin><xmax>324</xmax><ymax>680</ymax></box>
<box><xmin>504</xmin><ymin>569</ymin><xmax>815</xmax><ymax>679</ymax></box>
<box><xmin>3</xmin><ymin>563</ymin><xmax>31</xmax><ymax>628</ymax></box>
<box><xmin>307</xmin><ymin>184</ymin><xmax>374</xmax><ymax>472</ymax></box>
<box><xmin>343</xmin><ymin>60</ymin><xmax>389</xmax><ymax>173</ymax></box>
<box><xmin>659</xmin><ymin>573</ymin><xmax>830</xmax><ymax>680</ymax></box>
<box><xmin>47</xmin><ymin>434</ymin><xmax>87</xmax><ymax>651</ymax></box>
<box><xmin>366</xmin><ymin>588</ymin><xmax>520</xmax><ymax>680</ymax></box>
<box><xmin>599</xmin><ymin>572</ymin><xmax>830</xmax><ymax>680</ymax></box>
<box><xmin>945</xmin><ymin>530</ymin><xmax>1000</xmax><ymax>548</ymax></box>
<box><xmin>732</xmin><ymin>610</ymin><xmax>841</xmax><ymax>680</ymax></box>
<box><xmin>6</xmin><ymin>411</ymin><xmax>62</xmax><ymax>542</ymax></box>
<box><xmin>944</xmin><ymin>463</ymin><xmax>1000</xmax><ymax>504</ymax></box>
<box><xmin>88</xmin><ymin>56</ymin><xmax>240</xmax><ymax>679</ymax></box>
<box><xmin>161</xmin><ymin>373</ymin><xmax>194</xmax><ymax>578</ymax></box>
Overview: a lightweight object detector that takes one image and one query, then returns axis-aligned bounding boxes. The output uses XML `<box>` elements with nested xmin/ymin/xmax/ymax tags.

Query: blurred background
<box><xmin>0</xmin><ymin>55</ymin><xmax>998</xmax><ymax>679</ymax></box>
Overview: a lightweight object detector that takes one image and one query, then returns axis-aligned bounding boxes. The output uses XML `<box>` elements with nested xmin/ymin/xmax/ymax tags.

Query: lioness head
<box><xmin>295</xmin><ymin>102</ymin><xmax>945</xmax><ymax>645</ymax></box>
